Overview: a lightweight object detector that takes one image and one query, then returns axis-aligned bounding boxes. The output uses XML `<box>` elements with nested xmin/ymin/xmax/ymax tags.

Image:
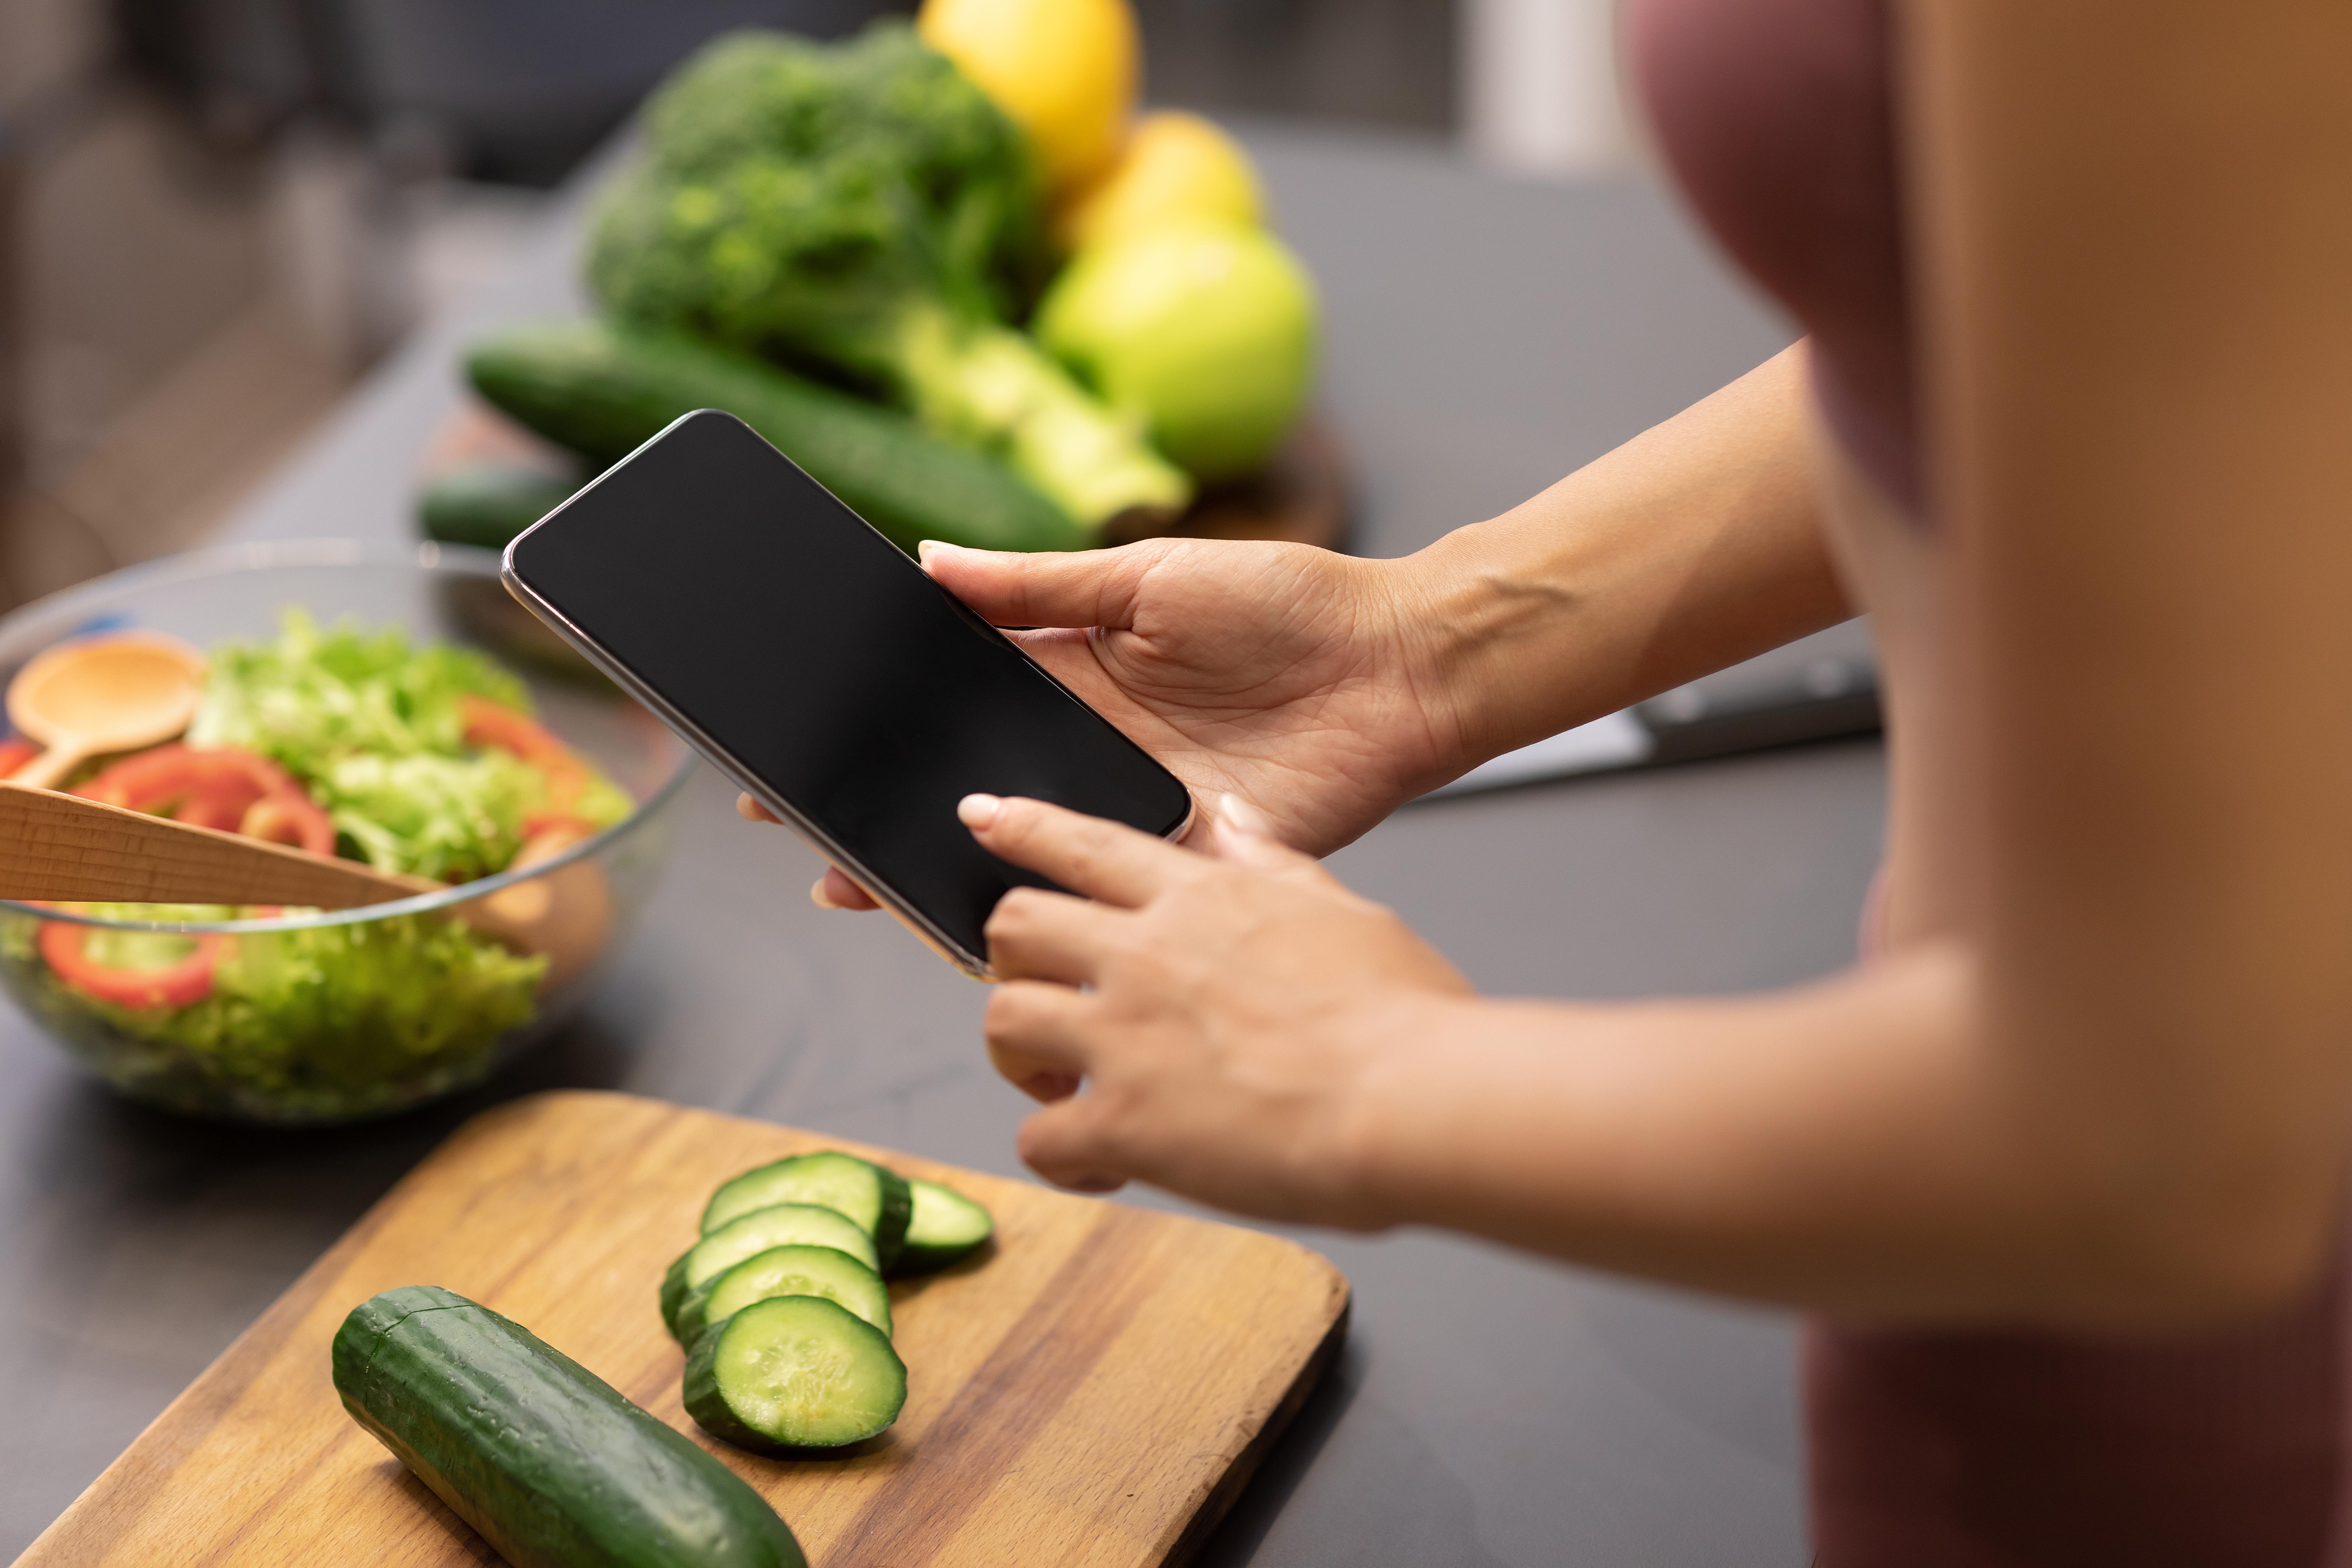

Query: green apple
<box><xmin>1035</xmin><ymin>219</ymin><xmax>1318</xmax><ymax>481</ymax></box>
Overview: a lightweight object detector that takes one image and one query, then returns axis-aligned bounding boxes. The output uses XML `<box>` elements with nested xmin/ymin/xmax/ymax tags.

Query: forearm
<box><xmin>1389</xmin><ymin>345</ymin><xmax>1853</xmax><ymax>774</ymax></box>
<box><xmin>1344</xmin><ymin>946</ymin><xmax>2334</xmax><ymax>1329</ymax></box>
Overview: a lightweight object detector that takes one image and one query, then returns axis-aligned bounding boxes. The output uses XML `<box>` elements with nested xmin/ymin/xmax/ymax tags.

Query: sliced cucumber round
<box><xmin>662</xmin><ymin>1204</ymin><xmax>879</xmax><ymax>1342</ymax></box>
<box><xmin>702</xmin><ymin>1154</ymin><xmax>912</xmax><ymax>1270</ymax></box>
<box><xmin>678</xmin><ymin>1244</ymin><xmax>892</xmax><ymax>1346</ymax></box>
<box><xmin>660</xmin><ymin>1252</ymin><xmax>693</xmax><ymax>1338</ymax></box>
<box><xmin>684</xmin><ymin>1295</ymin><xmax>908</xmax><ymax>1453</ymax></box>
<box><xmin>892</xmin><ymin>1178</ymin><xmax>994</xmax><ymax>1275</ymax></box>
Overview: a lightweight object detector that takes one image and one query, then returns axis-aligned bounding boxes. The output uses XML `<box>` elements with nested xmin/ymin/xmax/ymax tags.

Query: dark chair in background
<box><xmin>115</xmin><ymin>0</ymin><xmax>899</xmax><ymax>182</ymax></box>
<box><xmin>113</xmin><ymin>0</ymin><xmax>1451</xmax><ymax>181</ymax></box>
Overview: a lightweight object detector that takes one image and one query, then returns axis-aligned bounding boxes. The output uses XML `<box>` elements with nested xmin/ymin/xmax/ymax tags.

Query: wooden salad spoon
<box><xmin>0</xmin><ymin>784</ymin><xmax>606</xmax><ymax>987</ymax></box>
<box><xmin>5</xmin><ymin>632</ymin><xmax>208</xmax><ymax>791</ymax></box>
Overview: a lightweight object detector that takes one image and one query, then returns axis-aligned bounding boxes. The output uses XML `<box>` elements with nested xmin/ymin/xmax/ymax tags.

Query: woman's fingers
<box><xmin>985</xmin><ymin>886</ymin><xmax>1123</xmax><ymax>985</ymax></box>
<box><xmin>984</xmin><ymin>980</ymin><xmax>1098</xmax><ymax>1103</ymax></box>
<box><xmin>1015</xmin><ymin>1095</ymin><xmax>1129</xmax><ymax>1193</ymax></box>
<box><xmin>920</xmin><ymin>539</ymin><xmax>1164</xmax><ymax>631</ymax></box>
<box><xmin>740</xmin><ymin>796</ymin><xmax>884</xmax><ymax>911</ymax></box>
<box><xmin>811</xmin><ymin>867</ymin><xmax>881</xmax><ymax>911</ymax></box>
<box><xmin>959</xmin><ymin>793</ymin><xmax>1193</xmax><ymax>908</ymax></box>
<box><xmin>988</xmin><ymin>1045</ymin><xmax>1085</xmax><ymax>1106</ymax></box>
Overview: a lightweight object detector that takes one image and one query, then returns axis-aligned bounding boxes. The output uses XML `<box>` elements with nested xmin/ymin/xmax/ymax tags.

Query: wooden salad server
<box><xmin>4</xmin><ymin>633</ymin><xmax>208</xmax><ymax>791</ymax></box>
<box><xmin>0</xmin><ymin>783</ymin><xmax>606</xmax><ymax>986</ymax></box>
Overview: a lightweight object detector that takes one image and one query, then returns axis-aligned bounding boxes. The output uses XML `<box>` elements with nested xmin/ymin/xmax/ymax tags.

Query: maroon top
<box><xmin>1625</xmin><ymin>0</ymin><xmax>1920</xmax><ymax>511</ymax></box>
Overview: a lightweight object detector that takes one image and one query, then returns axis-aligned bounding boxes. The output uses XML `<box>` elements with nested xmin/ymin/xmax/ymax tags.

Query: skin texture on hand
<box><xmin>758</xmin><ymin>531</ymin><xmax>1477</xmax><ymax>910</ymax></box>
<box><xmin>961</xmin><ymin>782</ymin><xmax>2339</xmax><ymax>1331</ymax></box>
<box><xmin>965</xmin><ymin>789</ymin><xmax>1471</xmax><ymax>1219</ymax></box>
<box><xmin>926</xmin><ymin>536</ymin><xmax>1466</xmax><ymax>853</ymax></box>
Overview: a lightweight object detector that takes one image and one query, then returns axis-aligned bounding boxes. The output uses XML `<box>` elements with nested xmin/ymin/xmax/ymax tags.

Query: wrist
<box><xmin>1385</xmin><ymin>511</ymin><xmax>1620</xmax><ymax>778</ymax></box>
<box><xmin>1343</xmin><ymin>552</ymin><xmax>1497</xmax><ymax>789</ymax></box>
<box><xmin>1322</xmin><ymin>988</ymin><xmax>1489</xmax><ymax>1232</ymax></box>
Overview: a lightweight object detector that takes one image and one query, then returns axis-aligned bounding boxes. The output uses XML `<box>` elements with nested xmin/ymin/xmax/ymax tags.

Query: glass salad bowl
<box><xmin>0</xmin><ymin>541</ymin><xmax>694</xmax><ymax>1124</ymax></box>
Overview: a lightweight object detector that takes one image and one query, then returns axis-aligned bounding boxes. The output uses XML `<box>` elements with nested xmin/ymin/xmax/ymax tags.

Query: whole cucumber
<box><xmin>332</xmin><ymin>1286</ymin><xmax>803</xmax><ymax>1568</ymax></box>
<box><xmin>468</xmin><ymin>320</ymin><xmax>1091</xmax><ymax>555</ymax></box>
<box><xmin>418</xmin><ymin>462</ymin><xmax>583</xmax><ymax>551</ymax></box>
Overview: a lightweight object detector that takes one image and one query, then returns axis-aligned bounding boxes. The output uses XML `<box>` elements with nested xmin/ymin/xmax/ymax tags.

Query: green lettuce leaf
<box><xmin>4</xmin><ymin>905</ymin><xmax>545</xmax><ymax>1119</ymax></box>
<box><xmin>187</xmin><ymin>609</ymin><xmax>627</xmax><ymax>880</ymax></box>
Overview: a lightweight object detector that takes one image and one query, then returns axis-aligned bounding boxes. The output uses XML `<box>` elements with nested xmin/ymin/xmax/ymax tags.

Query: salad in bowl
<box><xmin>0</xmin><ymin>542</ymin><xmax>692</xmax><ymax>1124</ymax></box>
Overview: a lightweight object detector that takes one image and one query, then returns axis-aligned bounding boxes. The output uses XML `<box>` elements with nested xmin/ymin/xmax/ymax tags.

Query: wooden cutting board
<box><xmin>17</xmin><ymin>1091</ymin><xmax>1349</xmax><ymax>1568</ymax></box>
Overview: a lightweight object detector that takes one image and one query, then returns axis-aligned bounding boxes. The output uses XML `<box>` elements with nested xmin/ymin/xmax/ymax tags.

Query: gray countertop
<box><xmin>0</xmin><ymin>124</ymin><xmax>1880</xmax><ymax>1564</ymax></box>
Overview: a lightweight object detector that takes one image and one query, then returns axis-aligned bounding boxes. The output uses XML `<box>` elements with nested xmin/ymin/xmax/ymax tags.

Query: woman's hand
<box><xmin>748</xmin><ymin>534</ymin><xmax>1467</xmax><ymax>910</ymax></box>
<box><xmin>964</xmin><ymin>789</ymin><xmax>1474</xmax><ymax>1223</ymax></box>
<box><xmin>931</xmin><ymin>538</ymin><xmax>1465</xmax><ymax>849</ymax></box>
<box><xmin>758</xmin><ymin>353</ymin><xmax>1857</xmax><ymax>913</ymax></box>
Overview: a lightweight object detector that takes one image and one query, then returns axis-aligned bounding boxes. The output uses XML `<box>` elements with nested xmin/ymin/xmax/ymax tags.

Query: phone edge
<box><xmin>498</xmin><ymin>408</ymin><xmax>1197</xmax><ymax>980</ymax></box>
<box><xmin>496</xmin><ymin>557</ymin><xmax>1001</xmax><ymax>977</ymax></box>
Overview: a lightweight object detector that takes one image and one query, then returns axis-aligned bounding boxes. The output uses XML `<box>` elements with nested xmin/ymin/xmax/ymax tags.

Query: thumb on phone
<box><xmin>919</xmin><ymin>539</ymin><xmax>1164</xmax><ymax>632</ymax></box>
<box><xmin>812</xmin><ymin>867</ymin><xmax>882</xmax><ymax>911</ymax></box>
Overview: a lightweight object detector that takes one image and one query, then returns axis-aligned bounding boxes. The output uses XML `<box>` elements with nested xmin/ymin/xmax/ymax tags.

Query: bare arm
<box><xmin>790</xmin><ymin>344</ymin><xmax>1849</xmax><ymax>906</ymax></box>
<box><xmin>968</xmin><ymin>0</ymin><xmax>2352</xmax><ymax>1331</ymax></box>
<box><xmin>1399</xmin><ymin>342</ymin><xmax>1849</xmax><ymax>767</ymax></box>
<box><xmin>1353</xmin><ymin>0</ymin><xmax>2352</xmax><ymax>1324</ymax></box>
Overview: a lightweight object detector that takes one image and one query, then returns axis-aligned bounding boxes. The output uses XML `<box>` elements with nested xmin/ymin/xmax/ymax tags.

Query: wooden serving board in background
<box><xmin>18</xmin><ymin>1092</ymin><xmax>1349</xmax><ymax>1568</ymax></box>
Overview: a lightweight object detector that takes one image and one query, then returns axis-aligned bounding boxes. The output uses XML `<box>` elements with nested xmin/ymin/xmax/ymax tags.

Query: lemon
<box><xmin>1053</xmin><ymin>110</ymin><xmax>1266</xmax><ymax>253</ymax></box>
<box><xmin>917</xmin><ymin>0</ymin><xmax>1138</xmax><ymax>193</ymax></box>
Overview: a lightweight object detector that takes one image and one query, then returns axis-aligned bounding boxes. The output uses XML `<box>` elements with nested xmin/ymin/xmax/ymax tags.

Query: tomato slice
<box><xmin>38</xmin><ymin>921</ymin><xmax>224</xmax><ymax>1009</ymax></box>
<box><xmin>77</xmin><ymin>745</ymin><xmax>292</xmax><ymax>816</ymax></box>
<box><xmin>518</xmin><ymin>811</ymin><xmax>599</xmax><ymax>846</ymax></box>
<box><xmin>75</xmin><ymin>744</ymin><xmax>335</xmax><ymax>853</ymax></box>
<box><xmin>239</xmin><ymin>791</ymin><xmax>338</xmax><ymax>856</ymax></box>
<box><xmin>461</xmin><ymin>694</ymin><xmax>591</xmax><ymax>813</ymax></box>
<box><xmin>458</xmin><ymin>694</ymin><xmax>568</xmax><ymax>763</ymax></box>
<box><xmin>36</xmin><ymin>742</ymin><xmax>329</xmax><ymax>1008</ymax></box>
<box><xmin>172</xmin><ymin>784</ymin><xmax>257</xmax><ymax>831</ymax></box>
<box><xmin>0</xmin><ymin>737</ymin><xmax>37</xmax><ymax>777</ymax></box>
<box><xmin>507</xmin><ymin>816</ymin><xmax>600</xmax><ymax>876</ymax></box>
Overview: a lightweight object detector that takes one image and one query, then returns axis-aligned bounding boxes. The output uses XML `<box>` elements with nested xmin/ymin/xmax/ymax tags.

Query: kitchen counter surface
<box><xmin>0</xmin><ymin>124</ymin><xmax>1879</xmax><ymax>1564</ymax></box>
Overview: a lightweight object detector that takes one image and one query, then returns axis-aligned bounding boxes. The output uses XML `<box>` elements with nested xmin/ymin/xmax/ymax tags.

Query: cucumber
<box><xmin>332</xmin><ymin>1286</ymin><xmax>802</xmax><ymax>1568</ymax></box>
<box><xmin>467</xmin><ymin>320</ymin><xmax>1092</xmax><ymax>554</ymax></box>
<box><xmin>893</xmin><ymin>1177</ymin><xmax>995</xmax><ymax>1274</ymax></box>
<box><xmin>702</xmin><ymin>1152</ymin><xmax>912</xmax><ymax>1269</ymax></box>
<box><xmin>662</xmin><ymin>1203</ymin><xmax>879</xmax><ymax>1342</ymax></box>
<box><xmin>659</xmin><ymin>1253</ymin><xmax>696</xmax><ymax>1338</ymax></box>
<box><xmin>680</xmin><ymin>1243</ymin><xmax>893</xmax><ymax>1346</ymax></box>
<box><xmin>418</xmin><ymin>461</ymin><xmax>582</xmax><ymax>551</ymax></box>
<box><xmin>683</xmin><ymin>1295</ymin><xmax>907</xmax><ymax>1453</ymax></box>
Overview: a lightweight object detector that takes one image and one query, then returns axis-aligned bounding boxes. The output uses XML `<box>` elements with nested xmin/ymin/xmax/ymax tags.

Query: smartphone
<box><xmin>501</xmin><ymin>410</ymin><xmax>1195</xmax><ymax>977</ymax></box>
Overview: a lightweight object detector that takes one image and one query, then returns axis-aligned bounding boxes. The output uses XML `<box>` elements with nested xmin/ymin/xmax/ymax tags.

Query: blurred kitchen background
<box><xmin>0</xmin><ymin>0</ymin><xmax>1634</xmax><ymax>611</ymax></box>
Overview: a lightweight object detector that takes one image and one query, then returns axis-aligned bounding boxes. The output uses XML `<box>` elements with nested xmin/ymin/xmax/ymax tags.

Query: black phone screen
<box><xmin>503</xmin><ymin>410</ymin><xmax>1193</xmax><ymax>968</ymax></box>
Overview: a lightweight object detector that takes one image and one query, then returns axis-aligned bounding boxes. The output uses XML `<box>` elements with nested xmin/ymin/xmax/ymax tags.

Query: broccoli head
<box><xmin>588</xmin><ymin>23</ymin><xmax>1191</xmax><ymax>530</ymax></box>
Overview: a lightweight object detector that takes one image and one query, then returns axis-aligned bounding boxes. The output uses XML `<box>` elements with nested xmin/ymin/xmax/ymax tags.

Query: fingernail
<box><xmin>917</xmin><ymin>540</ymin><xmax>943</xmax><ymax>566</ymax></box>
<box><xmin>736</xmin><ymin>792</ymin><xmax>762</xmax><ymax>821</ymax></box>
<box><xmin>958</xmin><ymin>793</ymin><xmax>1004</xmax><ymax>830</ymax></box>
<box><xmin>810</xmin><ymin>876</ymin><xmax>838</xmax><ymax>910</ymax></box>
